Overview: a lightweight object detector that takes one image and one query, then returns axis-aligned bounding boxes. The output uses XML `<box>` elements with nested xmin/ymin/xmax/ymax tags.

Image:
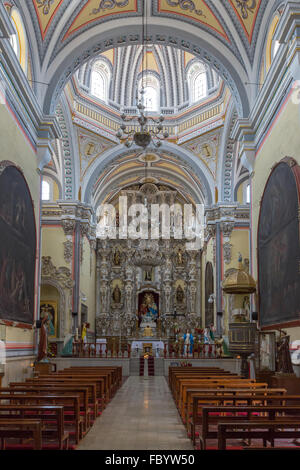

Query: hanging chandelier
<box><xmin>116</xmin><ymin>1</ymin><xmax>169</xmax><ymax>149</ymax></box>
<box><xmin>116</xmin><ymin>98</ymin><xmax>169</xmax><ymax>149</ymax></box>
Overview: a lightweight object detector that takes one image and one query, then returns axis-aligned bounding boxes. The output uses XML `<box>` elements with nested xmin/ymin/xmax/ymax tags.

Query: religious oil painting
<box><xmin>0</xmin><ymin>165</ymin><xmax>36</xmax><ymax>324</ymax></box>
<box><xmin>258</xmin><ymin>161</ymin><xmax>300</xmax><ymax>328</ymax></box>
<box><xmin>40</xmin><ymin>301</ymin><xmax>58</xmax><ymax>338</ymax></box>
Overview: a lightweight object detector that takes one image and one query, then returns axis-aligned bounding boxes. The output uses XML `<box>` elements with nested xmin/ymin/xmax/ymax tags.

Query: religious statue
<box><xmin>40</xmin><ymin>305</ymin><xmax>55</xmax><ymax>337</ymax></box>
<box><xmin>37</xmin><ymin>313</ymin><xmax>50</xmax><ymax>362</ymax></box>
<box><xmin>176</xmin><ymin>248</ymin><xmax>184</xmax><ymax>265</ymax></box>
<box><xmin>176</xmin><ymin>285</ymin><xmax>184</xmax><ymax>304</ymax></box>
<box><xmin>112</xmin><ymin>285</ymin><xmax>121</xmax><ymax>304</ymax></box>
<box><xmin>242</xmin><ymin>296</ymin><xmax>251</xmax><ymax>320</ymax></box>
<box><xmin>144</xmin><ymin>268</ymin><xmax>153</xmax><ymax>282</ymax></box>
<box><xmin>276</xmin><ymin>331</ymin><xmax>294</xmax><ymax>374</ymax></box>
<box><xmin>143</xmin><ymin>325</ymin><xmax>154</xmax><ymax>337</ymax></box>
<box><xmin>113</xmin><ymin>250</ymin><xmax>121</xmax><ymax>266</ymax></box>
<box><xmin>141</xmin><ymin>293</ymin><xmax>158</xmax><ymax>320</ymax></box>
<box><xmin>183</xmin><ymin>330</ymin><xmax>194</xmax><ymax>355</ymax></box>
<box><xmin>215</xmin><ymin>336</ymin><xmax>229</xmax><ymax>358</ymax></box>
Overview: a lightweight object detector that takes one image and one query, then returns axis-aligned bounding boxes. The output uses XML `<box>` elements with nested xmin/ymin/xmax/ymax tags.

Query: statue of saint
<box><xmin>143</xmin><ymin>325</ymin><xmax>154</xmax><ymax>337</ymax></box>
<box><xmin>37</xmin><ymin>313</ymin><xmax>50</xmax><ymax>362</ymax></box>
<box><xmin>183</xmin><ymin>330</ymin><xmax>194</xmax><ymax>355</ymax></box>
<box><xmin>176</xmin><ymin>285</ymin><xmax>184</xmax><ymax>304</ymax></box>
<box><xmin>112</xmin><ymin>285</ymin><xmax>121</xmax><ymax>304</ymax></box>
<box><xmin>276</xmin><ymin>331</ymin><xmax>294</xmax><ymax>374</ymax></box>
<box><xmin>113</xmin><ymin>250</ymin><xmax>121</xmax><ymax>266</ymax></box>
<box><xmin>177</xmin><ymin>249</ymin><xmax>184</xmax><ymax>265</ymax></box>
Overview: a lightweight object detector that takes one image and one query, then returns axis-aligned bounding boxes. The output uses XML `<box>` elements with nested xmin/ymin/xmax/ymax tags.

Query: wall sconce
<box><xmin>208</xmin><ymin>294</ymin><xmax>215</xmax><ymax>304</ymax></box>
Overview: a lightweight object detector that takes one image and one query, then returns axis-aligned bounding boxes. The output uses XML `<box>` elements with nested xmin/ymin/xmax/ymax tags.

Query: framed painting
<box><xmin>0</xmin><ymin>164</ymin><xmax>36</xmax><ymax>324</ymax></box>
<box><xmin>258</xmin><ymin>159</ymin><xmax>300</xmax><ymax>328</ymax></box>
<box><xmin>40</xmin><ymin>301</ymin><xmax>58</xmax><ymax>339</ymax></box>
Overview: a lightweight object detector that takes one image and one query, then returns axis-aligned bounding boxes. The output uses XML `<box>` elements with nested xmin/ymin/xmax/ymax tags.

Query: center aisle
<box><xmin>77</xmin><ymin>376</ymin><xmax>193</xmax><ymax>450</ymax></box>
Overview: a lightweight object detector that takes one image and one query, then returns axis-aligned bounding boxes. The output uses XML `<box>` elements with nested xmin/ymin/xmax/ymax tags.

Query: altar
<box><xmin>131</xmin><ymin>340</ymin><xmax>164</xmax><ymax>357</ymax></box>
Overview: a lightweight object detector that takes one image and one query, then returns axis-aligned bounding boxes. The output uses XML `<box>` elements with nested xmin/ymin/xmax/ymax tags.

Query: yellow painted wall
<box><xmin>252</xmin><ymin>94</ymin><xmax>300</xmax><ymax>341</ymax></box>
<box><xmin>224</xmin><ymin>229</ymin><xmax>250</xmax><ymax>272</ymax></box>
<box><xmin>42</xmin><ymin>225</ymin><xmax>68</xmax><ymax>269</ymax></box>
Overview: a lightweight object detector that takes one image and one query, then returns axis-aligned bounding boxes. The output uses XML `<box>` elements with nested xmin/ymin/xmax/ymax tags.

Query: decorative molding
<box><xmin>223</xmin><ymin>241</ymin><xmax>233</xmax><ymax>265</ymax></box>
<box><xmin>63</xmin><ymin>240</ymin><xmax>73</xmax><ymax>264</ymax></box>
<box><xmin>41</xmin><ymin>256</ymin><xmax>73</xmax><ymax>290</ymax></box>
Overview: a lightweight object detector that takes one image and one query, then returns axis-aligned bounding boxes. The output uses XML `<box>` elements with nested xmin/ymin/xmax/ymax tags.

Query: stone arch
<box><xmin>82</xmin><ymin>142</ymin><xmax>215</xmax><ymax>207</ymax></box>
<box><xmin>42</xmin><ymin>20</ymin><xmax>250</xmax><ymax>117</ymax></box>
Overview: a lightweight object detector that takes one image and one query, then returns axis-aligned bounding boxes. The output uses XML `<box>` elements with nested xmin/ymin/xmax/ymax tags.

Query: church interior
<box><xmin>0</xmin><ymin>0</ymin><xmax>300</xmax><ymax>452</ymax></box>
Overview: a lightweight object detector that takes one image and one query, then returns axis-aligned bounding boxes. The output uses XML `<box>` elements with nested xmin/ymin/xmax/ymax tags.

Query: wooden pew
<box><xmin>177</xmin><ymin>380</ymin><xmax>268</xmax><ymax>417</ymax></box>
<box><xmin>31</xmin><ymin>375</ymin><xmax>102</xmax><ymax>414</ymax></box>
<box><xmin>9</xmin><ymin>384</ymin><xmax>91</xmax><ymax>432</ymax></box>
<box><xmin>201</xmin><ymin>405</ymin><xmax>300</xmax><ymax>449</ymax></box>
<box><xmin>24</xmin><ymin>378</ymin><xmax>98</xmax><ymax>420</ymax></box>
<box><xmin>65</xmin><ymin>366</ymin><xmax>122</xmax><ymax>391</ymax></box>
<box><xmin>55</xmin><ymin>372</ymin><xmax>109</xmax><ymax>405</ymax></box>
<box><xmin>169</xmin><ymin>369</ymin><xmax>236</xmax><ymax>395</ymax></box>
<box><xmin>0</xmin><ymin>404</ymin><xmax>68</xmax><ymax>450</ymax></box>
<box><xmin>0</xmin><ymin>419</ymin><xmax>43</xmax><ymax>450</ymax></box>
<box><xmin>217</xmin><ymin>420</ymin><xmax>300</xmax><ymax>450</ymax></box>
<box><xmin>0</xmin><ymin>391</ymin><xmax>82</xmax><ymax>444</ymax></box>
<box><xmin>186</xmin><ymin>388</ymin><xmax>287</xmax><ymax>430</ymax></box>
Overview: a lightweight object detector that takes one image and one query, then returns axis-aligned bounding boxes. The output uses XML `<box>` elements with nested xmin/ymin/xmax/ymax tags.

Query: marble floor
<box><xmin>77</xmin><ymin>376</ymin><xmax>193</xmax><ymax>450</ymax></box>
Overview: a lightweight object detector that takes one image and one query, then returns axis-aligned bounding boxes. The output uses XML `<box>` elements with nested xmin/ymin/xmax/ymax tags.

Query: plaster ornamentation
<box><xmin>41</xmin><ymin>256</ymin><xmax>73</xmax><ymax>290</ymax></box>
<box><xmin>63</xmin><ymin>240</ymin><xmax>73</xmax><ymax>264</ymax></box>
<box><xmin>223</xmin><ymin>241</ymin><xmax>233</xmax><ymax>265</ymax></box>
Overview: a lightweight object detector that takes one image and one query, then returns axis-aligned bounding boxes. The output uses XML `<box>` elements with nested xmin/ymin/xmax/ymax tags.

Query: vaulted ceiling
<box><xmin>14</xmin><ymin>0</ymin><xmax>283</xmax><ymax>116</ymax></box>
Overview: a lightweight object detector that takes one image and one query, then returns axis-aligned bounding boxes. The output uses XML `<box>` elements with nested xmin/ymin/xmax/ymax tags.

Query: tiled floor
<box><xmin>77</xmin><ymin>376</ymin><xmax>193</xmax><ymax>450</ymax></box>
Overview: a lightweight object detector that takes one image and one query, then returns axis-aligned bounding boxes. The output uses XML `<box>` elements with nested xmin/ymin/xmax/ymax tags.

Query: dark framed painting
<box><xmin>258</xmin><ymin>159</ymin><xmax>300</xmax><ymax>328</ymax></box>
<box><xmin>0</xmin><ymin>164</ymin><xmax>36</xmax><ymax>324</ymax></box>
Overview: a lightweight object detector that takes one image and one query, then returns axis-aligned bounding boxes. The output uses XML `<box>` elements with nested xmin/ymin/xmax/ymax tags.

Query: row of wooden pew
<box><xmin>169</xmin><ymin>366</ymin><xmax>300</xmax><ymax>450</ymax></box>
<box><xmin>0</xmin><ymin>365</ymin><xmax>122</xmax><ymax>450</ymax></box>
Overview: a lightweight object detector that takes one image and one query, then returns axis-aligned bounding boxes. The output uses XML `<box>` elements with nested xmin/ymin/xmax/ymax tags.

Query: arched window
<box><xmin>143</xmin><ymin>86</ymin><xmax>158</xmax><ymax>111</ymax></box>
<box><xmin>193</xmin><ymin>72</ymin><xmax>207</xmax><ymax>102</ymax></box>
<box><xmin>139</xmin><ymin>75</ymin><xmax>160</xmax><ymax>112</ymax></box>
<box><xmin>246</xmin><ymin>184</ymin><xmax>251</xmax><ymax>204</ymax></box>
<box><xmin>91</xmin><ymin>71</ymin><xmax>105</xmax><ymax>101</ymax></box>
<box><xmin>265</xmin><ymin>14</ymin><xmax>280</xmax><ymax>74</ymax></box>
<box><xmin>9</xmin><ymin>8</ymin><xmax>28</xmax><ymax>74</ymax></box>
<box><xmin>187</xmin><ymin>61</ymin><xmax>208</xmax><ymax>104</ymax></box>
<box><xmin>42</xmin><ymin>180</ymin><xmax>50</xmax><ymax>201</ymax></box>
<box><xmin>90</xmin><ymin>60</ymin><xmax>110</xmax><ymax>102</ymax></box>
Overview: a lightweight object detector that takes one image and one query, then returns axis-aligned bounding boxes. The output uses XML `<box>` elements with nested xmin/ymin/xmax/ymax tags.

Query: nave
<box><xmin>77</xmin><ymin>376</ymin><xmax>193</xmax><ymax>451</ymax></box>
